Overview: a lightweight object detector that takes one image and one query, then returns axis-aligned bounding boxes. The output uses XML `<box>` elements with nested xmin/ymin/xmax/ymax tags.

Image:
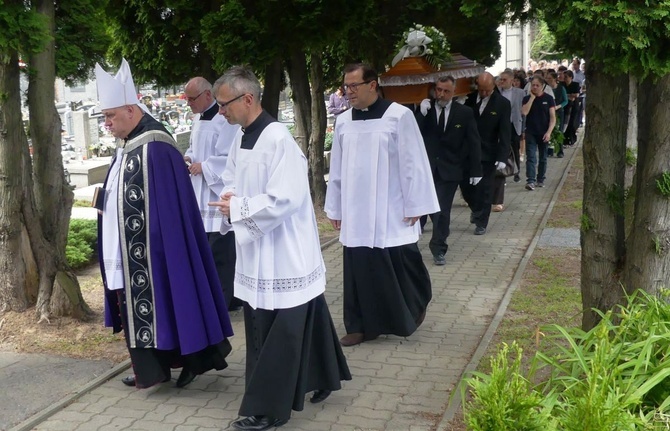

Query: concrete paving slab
<box><xmin>0</xmin><ymin>350</ymin><xmax>114</xmax><ymax>430</ymax></box>
<box><xmin>538</xmin><ymin>227</ymin><xmax>581</xmax><ymax>248</ymax></box>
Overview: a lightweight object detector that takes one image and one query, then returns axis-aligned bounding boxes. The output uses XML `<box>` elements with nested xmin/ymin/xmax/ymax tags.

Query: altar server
<box><xmin>325</xmin><ymin>63</ymin><xmax>440</xmax><ymax>347</ymax></box>
<box><xmin>183</xmin><ymin>76</ymin><xmax>241</xmax><ymax>310</ymax></box>
<box><xmin>209</xmin><ymin>65</ymin><xmax>351</xmax><ymax>431</ymax></box>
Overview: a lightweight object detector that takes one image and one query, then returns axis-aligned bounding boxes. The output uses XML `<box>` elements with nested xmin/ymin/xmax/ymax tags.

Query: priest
<box><xmin>183</xmin><ymin>76</ymin><xmax>241</xmax><ymax>310</ymax></box>
<box><xmin>324</xmin><ymin>63</ymin><xmax>440</xmax><ymax>347</ymax></box>
<box><xmin>208</xmin><ymin>65</ymin><xmax>351</xmax><ymax>431</ymax></box>
<box><xmin>96</xmin><ymin>59</ymin><xmax>233</xmax><ymax>389</ymax></box>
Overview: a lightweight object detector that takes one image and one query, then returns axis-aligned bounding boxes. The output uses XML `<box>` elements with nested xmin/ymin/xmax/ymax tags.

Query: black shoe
<box><xmin>121</xmin><ymin>374</ymin><xmax>170</xmax><ymax>387</ymax></box>
<box><xmin>310</xmin><ymin>389</ymin><xmax>332</xmax><ymax>404</ymax></box>
<box><xmin>122</xmin><ymin>375</ymin><xmax>136</xmax><ymax>387</ymax></box>
<box><xmin>474</xmin><ymin>226</ymin><xmax>486</xmax><ymax>235</ymax></box>
<box><xmin>433</xmin><ymin>253</ymin><xmax>446</xmax><ymax>266</ymax></box>
<box><xmin>232</xmin><ymin>416</ymin><xmax>288</xmax><ymax>430</ymax></box>
<box><xmin>469</xmin><ymin>213</ymin><xmax>476</xmax><ymax>224</ymax></box>
<box><xmin>557</xmin><ymin>153</ymin><xmax>564</xmax><ymax>158</ymax></box>
<box><xmin>513</xmin><ymin>174</ymin><xmax>520</xmax><ymax>183</ymax></box>
<box><xmin>176</xmin><ymin>367</ymin><xmax>196</xmax><ymax>388</ymax></box>
<box><xmin>339</xmin><ymin>332</ymin><xmax>365</xmax><ymax>346</ymax></box>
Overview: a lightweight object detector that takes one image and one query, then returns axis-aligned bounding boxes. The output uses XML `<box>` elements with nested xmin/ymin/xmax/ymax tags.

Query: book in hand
<box><xmin>91</xmin><ymin>187</ymin><xmax>106</xmax><ymax>211</ymax></box>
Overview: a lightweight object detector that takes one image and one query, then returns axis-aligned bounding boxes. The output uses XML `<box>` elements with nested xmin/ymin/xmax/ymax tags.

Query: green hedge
<box><xmin>66</xmin><ymin>219</ymin><xmax>97</xmax><ymax>269</ymax></box>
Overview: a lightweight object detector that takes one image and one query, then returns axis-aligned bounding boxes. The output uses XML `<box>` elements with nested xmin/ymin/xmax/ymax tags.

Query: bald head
<box><xmin>185</xmin><ymin>77</ymin><xmax>212</xmax><ymax>93</ymax></box>
<box><xmin>185</xmin><ymin>77</ymin><xmax>214</xmax><ymax>114</ymax></box>
<box><xmin>477</xmin><ymin>72</ymin><xmax>495</xmax><ymax>99</ymax></box>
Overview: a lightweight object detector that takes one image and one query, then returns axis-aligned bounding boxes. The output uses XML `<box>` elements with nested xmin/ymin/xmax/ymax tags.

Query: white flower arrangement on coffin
<box><xmin>392</xmin><ymin>24</ymin><xmax>451</xmax><ymax>69</ymax></box>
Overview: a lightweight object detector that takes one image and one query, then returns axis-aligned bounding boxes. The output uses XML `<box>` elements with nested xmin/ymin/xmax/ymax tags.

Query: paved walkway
<box><xmin>13</xmin><ymin>143</ymin><xmax>581</xmax><ymax>431</ymax></box>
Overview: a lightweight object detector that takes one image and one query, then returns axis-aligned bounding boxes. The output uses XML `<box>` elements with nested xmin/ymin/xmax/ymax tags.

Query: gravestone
<box><xmin>72</xmin><ymin>111</ymin><xmax>92</xmax><ymax>158</ymax></box>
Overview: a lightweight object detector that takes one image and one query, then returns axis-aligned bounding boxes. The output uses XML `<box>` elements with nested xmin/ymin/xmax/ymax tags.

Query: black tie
<box><xmin>476</xmin><ymin>99</ymin><xmax>482</xmax><ymax>114</ymax></box>
<box><xmin>438</xmin><ymin>106</ymin><xmax>445</xmax><ymax>132</ymax></box>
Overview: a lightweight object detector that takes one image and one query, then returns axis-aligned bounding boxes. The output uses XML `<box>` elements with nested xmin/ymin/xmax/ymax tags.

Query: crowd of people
<box><xmin>411</xmin><ymin>58</ymin><xmax>585</xmax><ymax>265</ymax></box>
<box><xmin>93</xmin><ymin>56</ymin><xmax>584</xmax><ymax>430</ymax></box>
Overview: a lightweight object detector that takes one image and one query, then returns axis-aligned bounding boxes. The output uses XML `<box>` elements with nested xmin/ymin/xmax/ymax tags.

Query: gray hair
<box><xmin>213</xmin><ymin>66</ymin><xmax>261</xmax><ymax>101</ymax></box>
<box><xmin>437</xmin><ymin>75</ymin><xmax>455</xmax><ymax>85</ymax></box>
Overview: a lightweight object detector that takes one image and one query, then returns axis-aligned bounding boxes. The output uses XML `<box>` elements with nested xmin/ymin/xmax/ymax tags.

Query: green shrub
<box><xmin>551</xmin><ymin>127</ymin><xmax>564</xmax><ymax>154</ymax></box>
<box><xmin>66</xmin><ymin>219</ymin><xmax>97</xmax><ymax>269</ymax></box>
<box><xmin>324</xmin><ymin>131</ymin><xmax>333</xmax><ymax>152</ymax></box>
<box><xmin>463</xmin><ymin>341</ymin><xmax>554</xmax><ymax>431</ymax></box>
<box><xmin>463</xmin><ymin>290</ymin><xmax>670</xmax><ymax>429</ymax></box>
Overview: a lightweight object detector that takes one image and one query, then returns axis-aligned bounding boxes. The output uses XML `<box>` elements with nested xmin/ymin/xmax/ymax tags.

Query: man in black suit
<box><xmin>462</xmin><ymin>72</ymin><xmax>511</xmax><ymax>235</ymax></box>
<box><xmin>416</xmin><ymin>76</ymin><xmax>482</xmax><ymax>265</ymax></box>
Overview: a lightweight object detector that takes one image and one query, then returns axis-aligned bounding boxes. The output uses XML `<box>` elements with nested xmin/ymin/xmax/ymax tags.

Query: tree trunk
<box><xmin>26</xmin><ymin>0</ymin><xmax>92</xmax><ymax>321</ymax></box>
<box><xmin>580</xmin><ymin>59</ymin><xmax>629</xmax><ymax>330</ymax></box>
<box><xmin>624</xmin><ymin>75</ymin><xmax>670</xmax><ymax>294</ymax></box>
<box><xmin>624</xmin><ymin>75</ymin><xmax>638</xmax><ymax>238</ymax></box>
<box><xmin>307</xmin><ymin>50</ymin><xmax>327</xmax><ymax>208</ymax></box>
<box><xmin>286</xmin><ymin>48</ymin><xmax>312</xmax><ymax>155</ymax></box>
<box><xmin>0</xmin><ymin>52</ymin><xmax>31</xmax><ymax>313</ymax></box>
<box><xmin>261</xmin><ymin>57</ymin><xmax>283</xmax><ymax>119</ymax></box>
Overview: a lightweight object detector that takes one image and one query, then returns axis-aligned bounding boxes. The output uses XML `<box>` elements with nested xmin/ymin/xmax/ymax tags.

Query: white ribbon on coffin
<box><xmin>391</xmin><ymin>30</ymin><xmax>433</xmax><ymax>67</ymax></box>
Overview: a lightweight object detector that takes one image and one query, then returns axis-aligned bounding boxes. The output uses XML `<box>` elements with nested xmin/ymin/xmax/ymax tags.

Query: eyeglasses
<box><xmin>343</xmin><ymin>81</ymin><xmax>371</xmax><ymax>92</ymax></box>
<box><xmin>217</xmin><ymin>93</ymin><xmax>247</xmax><ymax>110</ymax></box>
<box><xmin>186</xmin><ymin>90</ymin><xmax>206</xmax><ymax>102</ymax></box>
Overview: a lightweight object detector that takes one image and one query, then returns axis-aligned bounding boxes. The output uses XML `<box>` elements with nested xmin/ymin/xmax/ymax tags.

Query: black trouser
<box><xmin>460</xmin><ymin>161</ymin><xmax>496</xmax><ymax>229</ymax></box>
<box><xmin>428</xmin><ymin>180</ymin><xmax>459</xmax><ymax>256</ymax></box>
<box><xmin>565</xmin><ymin>99</ymin><xmax>581</xmax><ymax>145</ymax></box>
<box><xmin>577</xmin><ymin>95</ymin><xmax>585</xmax><ymax>127</ymax></box>
<box><xmin>492</xmin><ymin>129</ymin><xmax>521</xmax><ymax>205</ymax></box>
<box><xmin>492</xmin><ymin>175</ymin><xmax>505</xmax><ymax>205</ymax></box>
<box><xmin>208</xmin><ymin>231</ymin><xmax>242</xmax><ymax>310</ymax></box>
<box><xmin>555</xmin><ymin>108</ymin><xmax>565</xmax><ymax>155</ymax></box>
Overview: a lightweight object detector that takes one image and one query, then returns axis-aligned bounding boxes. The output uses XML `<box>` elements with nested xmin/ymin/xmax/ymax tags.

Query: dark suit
<box><xmin>416</xmin><ymin>100</ymin><xmax>481</xmax><ymax>256</ymax></box>
<box><xmin>462</xmin><ymin>90</ymin><xmax>511</xmax><ymax>229</ymax></box>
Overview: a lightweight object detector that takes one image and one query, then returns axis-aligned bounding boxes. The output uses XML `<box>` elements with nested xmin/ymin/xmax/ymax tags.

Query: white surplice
<box><xmin>184</xmin><ymin>112</ymin><xmax>239</xmax><ymax>232</ymax></box>
<box><xmin>220</xmin><ymin>123</ymin><xmax>325</xmax><ymax>310</ymax></box>
<box><xmin>101</xmin><ymin>147</ymin><xmax>124</xmax><ymax>290</ymax></box>
<box><xmin>324</xmin><ymin>102</ymin><xmax>440</xmax><ymax>248</ymax></box>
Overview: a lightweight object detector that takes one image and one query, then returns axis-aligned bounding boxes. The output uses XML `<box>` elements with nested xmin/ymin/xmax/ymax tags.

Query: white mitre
<box><xmin>95</xmin><ymin>58</ymin><xmax>147</xmax><ymax>112</ymax></box>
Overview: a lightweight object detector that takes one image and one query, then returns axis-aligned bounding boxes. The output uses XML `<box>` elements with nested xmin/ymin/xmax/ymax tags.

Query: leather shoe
<box><xmin>339</xmin><ymin>332</ymin><xmax>364</xmax><ymax>346</ymax></box>
<box><xmin>176</xmin><ymin>367</ymin><xmax>196</xmax><ymax>388</ymax></box>
<box><xmin>121</xmin><ymin>375</ymin><xmax>136</xmax><ymax>387</ymax></box>
<box><xmin>433</xmin><ymin>253</ymin><xmax>446</xmax><ymax>265</ymax></box>
<box><xmin>121</xmin><ymin>374</ymin><xmax>170</xmax><ymax>387</ymax></box>
<box><xmin>232</xmin><ymin>415</ymin><xmax>287</xmax><ymax>430</ymax></box>
<box><xmin>310</xmin><ymin>389</ymin><xmax>332</xmax><ymax>403</ymax></box>
<box><xmin>474</xmin><ymin>226</ymin><xmax>487</xmax><ymax>235</ymax></box>
<box><xmin>469</xmin><ymin>213</ymin><xmax>476</xmax><ymax>224</ymax></box>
